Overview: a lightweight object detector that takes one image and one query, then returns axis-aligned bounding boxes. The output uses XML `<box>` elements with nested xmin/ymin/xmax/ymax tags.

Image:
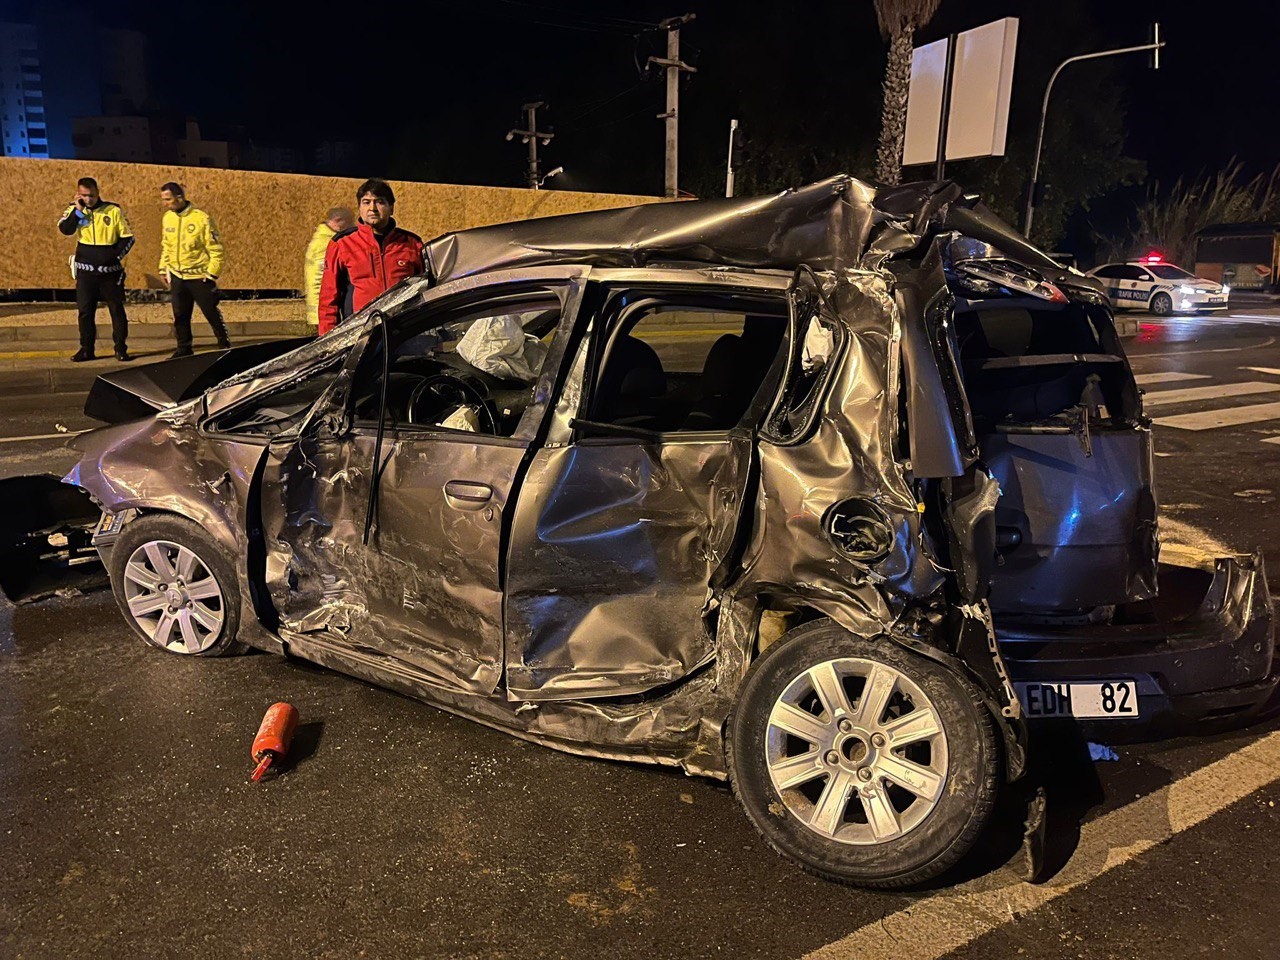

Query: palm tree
<box><xmin>872</xmin><ymin>0</ymin><xmax>943</xmax><ymax>185</ymax></box>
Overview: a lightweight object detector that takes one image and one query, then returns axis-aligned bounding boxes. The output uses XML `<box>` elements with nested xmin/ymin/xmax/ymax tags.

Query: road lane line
<box><xmin>1262</xmin><ymin>437</ymin><xmax>1280</xmax><ymax>446</ymax></box>
<box><xmin>802</xmin><ymin>730</ymin><xmax>1280</xmax><ymax>960</ymax></box>
<box><xmin>1125</xmin><ymin>335</ymin><xmax>1276</xmax><ymax>360</ymax></box>
<box><xmin>1154</xmin><ymin>400</ymin><xmax>1280</xmax><ymax>430</ymax></box>
<box><xmin>0</xmin><ymin>430</ymin><xmax>89</xmax><ymax>444</ymax></box>
<box><xmin>1142</xmin><ymin>381</ymin><xmax>1280</xmax><ymax>407</ymax></box>
<box><xmin>1133</xmin><ymin>372</ymin><xmax>1211</xmax><ymax>385</ymax></box>
<box><xmin>1243</xmin><ymin>366</ymin><xmax>1280</xmax><ymax>377</ymax></box>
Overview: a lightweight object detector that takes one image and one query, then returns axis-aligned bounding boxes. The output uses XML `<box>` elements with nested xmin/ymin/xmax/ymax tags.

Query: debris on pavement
<box><xmin>250</xmin><ymin>702</ymin><xmax>300</xmax><ymax>782</ymax></box>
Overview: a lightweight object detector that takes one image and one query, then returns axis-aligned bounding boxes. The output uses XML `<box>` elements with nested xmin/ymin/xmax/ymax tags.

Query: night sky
<box><xmin>2</xmin><ymin>0</ymin><xmax>1277</xmax><ymax>199</ymax></box>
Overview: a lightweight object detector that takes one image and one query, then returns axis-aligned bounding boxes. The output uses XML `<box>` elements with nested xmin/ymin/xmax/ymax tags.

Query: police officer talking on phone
<box><xmin>57</xmin><ymin>176</ymin><xmax>134</xmax><ymax>362</ymax></box>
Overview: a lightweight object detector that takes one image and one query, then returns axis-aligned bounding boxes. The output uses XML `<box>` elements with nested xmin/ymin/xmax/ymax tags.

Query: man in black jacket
<box><xmin>57</xmin><ymin>177</ymin><xmax>134</xmax><ymax>362</ymax></box>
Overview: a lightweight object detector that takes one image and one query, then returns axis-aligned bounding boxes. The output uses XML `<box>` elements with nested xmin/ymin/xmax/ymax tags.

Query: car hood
<box><xmin>83</xmin><ymin>338</ymin><xmax>311</xmax><ymax>424</ymax></box>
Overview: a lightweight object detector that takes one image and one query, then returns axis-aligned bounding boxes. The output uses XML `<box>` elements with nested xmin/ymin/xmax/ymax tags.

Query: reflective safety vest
<box><xmin>58</xmin><ymin>201</ymin><xmax>134</xmax><ymax>267</ymax></box>
<box><xmin>159</xmin><ymin>204</ymin><xmax>226</xmax><ymax>280</ymax></box>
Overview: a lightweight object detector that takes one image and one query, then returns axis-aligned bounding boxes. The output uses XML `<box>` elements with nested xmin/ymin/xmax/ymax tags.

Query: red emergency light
<box><xmin>1140</xmin><ymin>252</ymin><xmax>1164</xmax><ymax>263</ymax></box>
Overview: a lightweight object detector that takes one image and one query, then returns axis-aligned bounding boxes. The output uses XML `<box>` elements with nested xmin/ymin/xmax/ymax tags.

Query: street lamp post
<box><xmin>1023</xmin><ymin>24</ymin><xmax>1164</xmax><ymax>239</ymax></box>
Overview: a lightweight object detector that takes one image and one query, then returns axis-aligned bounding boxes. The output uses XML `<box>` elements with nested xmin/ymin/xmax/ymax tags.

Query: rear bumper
<box><xmin>996</xmin><ymin>554</ymin><xmax>1277</xmax><ymax>737</ymax></box>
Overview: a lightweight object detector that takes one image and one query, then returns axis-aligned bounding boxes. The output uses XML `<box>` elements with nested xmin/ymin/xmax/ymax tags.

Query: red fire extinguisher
<box><xmin>250</xmin><ymin>702</ymin><xmax>299</xmax><ymax>782</ymax></box>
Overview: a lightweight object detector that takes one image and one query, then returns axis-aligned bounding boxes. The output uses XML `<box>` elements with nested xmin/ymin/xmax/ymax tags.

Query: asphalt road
<box><xmin>3</xmin><ymin>308</ymin><xmax>1280</xmax><ymax>960</ymax></box>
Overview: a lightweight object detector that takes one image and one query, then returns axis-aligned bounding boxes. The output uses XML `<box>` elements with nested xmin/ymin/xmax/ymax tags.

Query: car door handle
<box><xmin>444</xmin><ymin>480</ymin><xmax>493</xmax><ymax>508</ymax></box>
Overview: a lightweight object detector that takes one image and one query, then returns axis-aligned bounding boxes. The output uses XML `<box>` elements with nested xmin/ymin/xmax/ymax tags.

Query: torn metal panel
<box><xmin>734</xmin><ymin>272</ymin><xmax>945</xmax><ymax>620</ymax></box>
<box><xmin>941</xmin><ymin>467</ymin><xmax>1000</xmax><ymax>604</ymax></box>
<box><xmin>424</xmin><ymin>176</ymin><xmax>880</xmax><ymax>282</ymax></box>
<box><xmin>283</xmin><ymin>627</ymin><xmax>734</xmax><ymax>777</ymax></box>
<box><xmin>259</xmin><ymin>429</ymin><xmax>523</xmax><ymax>695</ymax></box>
<box><xmin>65</xmin><ymin>420</ymin><xmax>281</xmax><ymax>652</ymax></box>
<box><xmin>890</xmin><ymin>241</ymin><xmax>978</xmax><ymax>478</ymax></box>
<box><xmin>504</xmin><ymin>431</ymin><xmax>752</xmax><ymax>700</ymax></box>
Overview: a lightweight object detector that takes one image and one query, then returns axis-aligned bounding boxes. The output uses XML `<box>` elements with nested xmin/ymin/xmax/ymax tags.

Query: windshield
<box><xmin>1146</xmin><ymin>264</ymin><xmax>1194</xmax><ymax>280</ymax></box>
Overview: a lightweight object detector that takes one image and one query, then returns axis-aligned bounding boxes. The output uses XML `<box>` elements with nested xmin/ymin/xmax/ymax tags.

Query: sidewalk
<box><xmin>0</xmin><ymin>300</ymin><xmax>313</xmax><ymax>397</ymax></box>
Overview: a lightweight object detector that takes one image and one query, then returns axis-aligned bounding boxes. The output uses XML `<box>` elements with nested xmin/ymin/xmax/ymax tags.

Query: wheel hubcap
<box><xmin>122</xmin><ymin>539</ymin><xmax>224</xmax><ymax>654</ymax></box>
<box><xmin>764</xmin><ymin>656</ymin><xmax>949</xmax><ymax>845</ymax></box>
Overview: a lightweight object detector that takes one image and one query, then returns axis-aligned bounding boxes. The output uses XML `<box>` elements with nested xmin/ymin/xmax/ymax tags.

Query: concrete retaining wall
<box><xmin>1</xmin><ymin>157</ymin><xmax>660</xmax><ymax>292</ymax></box>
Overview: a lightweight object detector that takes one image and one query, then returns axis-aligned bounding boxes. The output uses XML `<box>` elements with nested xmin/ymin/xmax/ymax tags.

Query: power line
<box><xmin>560</xmin><ymin>81</ymin><xmax>650</xmax><ymax>125</ymax></box>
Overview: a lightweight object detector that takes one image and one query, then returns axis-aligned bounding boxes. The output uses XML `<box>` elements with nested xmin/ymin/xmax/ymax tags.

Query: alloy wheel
<box><xmin>764</xmin><ymin>656</ymin><xmax>949</xmax><ymax>845</ymax></box>
<box><xmin>121</xmin><ymin>539</ymin><xmax>225</xmax><ymax>654</ymax></box>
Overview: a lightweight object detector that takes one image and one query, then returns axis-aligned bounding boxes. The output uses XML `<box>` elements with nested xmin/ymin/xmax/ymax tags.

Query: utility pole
<box><xmin>649</xmin><ymin>14</ymin><xmax>696</xmax><ymax>199</ymax></box>
<box><xmin>1023</xmin><ymin>24</ymin><xmax>1164</xmax><ymax>238</ymax></box>
<box><xmin>506</xmin><ymin>101</ymin><xmax>554</xmax><ymax>189</ymax></box>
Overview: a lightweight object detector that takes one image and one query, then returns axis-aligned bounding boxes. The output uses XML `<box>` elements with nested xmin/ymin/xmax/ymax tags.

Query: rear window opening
<box><xmin>951</xmin><ymin>300</ymin><xmax>1139</xmax><ymax>432</ymax></box>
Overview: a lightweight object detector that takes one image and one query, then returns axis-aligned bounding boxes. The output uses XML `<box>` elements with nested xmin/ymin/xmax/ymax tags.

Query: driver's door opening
<box><xmin>351</xmin><ymin>289</ymin><xmax>566</xmax><ymax>438</ymax></box>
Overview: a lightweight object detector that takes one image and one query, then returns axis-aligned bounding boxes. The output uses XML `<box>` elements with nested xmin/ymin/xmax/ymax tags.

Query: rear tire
<box><xmin>109</xmin><ymin>514</ymin><xmax>245</xmax><ymax>657</ymax></box>
<box><xmin>1150</xmin><ymin>292</ymin><xmax>1173</xmax><ymax>316</ymax></box>
<box><xmin>727</xmin><ymin>620</ymin><xmax>999</xmax><ymax>888</ymax></box>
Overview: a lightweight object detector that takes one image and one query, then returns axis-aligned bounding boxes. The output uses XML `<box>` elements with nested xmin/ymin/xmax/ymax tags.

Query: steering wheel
<box><xmin>406</xmin><ymin>373</ymin><xmax>499</xmax><ymax>433</ymax></box>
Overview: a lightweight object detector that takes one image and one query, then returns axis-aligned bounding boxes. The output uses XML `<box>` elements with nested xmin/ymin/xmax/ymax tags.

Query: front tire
<box><xmin>1150</xmin><ymin>292</ymin><xmax>1173</xmax><ymax>316</ymax></box>
<box><xmin>727</xmin><ymin>620</ymin><xmax>999</xmax><ymax>888</ymax></box>
<box><xmin>109</xmin><ymin>514</ymin><xmax>245</xmax><ymax>656</ymax></box>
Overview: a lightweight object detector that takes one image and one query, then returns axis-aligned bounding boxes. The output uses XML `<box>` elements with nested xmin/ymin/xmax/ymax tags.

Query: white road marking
<box><xmin>1243</xmin><ymin>366</ymin><xmax>1280</xmax><ymax>377</ymax></box>
<box><xmin>1142</xmin><ymin>381</ymin><xmax>1280</xmax><ymax>407</ymax></box>
<box><xmin>1133</xmin><ymin>372</ymin><xmax>1210</xmax><ymax>385</ymax></box>
<box><xmin>802</xmin><ymin>729</ymin><xmax>1280</xmax><ymax>960</ymax></box>
<box><xmin>0</xmin><ymin>430</ymin><xmax>89</xmax><ymax>444</ymax></box>
<box><xmin>1125</xmin><ymin>335</ymin><xmax>1276</xmax><ymax>359</ymax></box>
<box><xmin>1262</xmin><ymin>437</ymin><xmax>1280</xmax><ymax>446</ymax></box>
<box><xmin>1155</xmin><ymin>400</ymin><xmax>1280</xmax><ymax>431</ymax></box>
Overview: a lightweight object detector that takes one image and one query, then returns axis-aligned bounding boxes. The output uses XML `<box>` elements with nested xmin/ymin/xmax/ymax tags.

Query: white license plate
<box><xmin>1015</xmin><ymin>680</ymin><xmax>1139</xmax><ymax>719</ymax></box>
<box><xmin>1208</xmin><ymin>298</ymin><xmax>1225</xmax><ymax>305</ymax></box>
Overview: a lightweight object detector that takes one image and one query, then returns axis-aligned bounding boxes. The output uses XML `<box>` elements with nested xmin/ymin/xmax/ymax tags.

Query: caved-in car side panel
<box><xmin>67</xmin><ymin>416</ymin><xmax>279</xmax><ymax>651</ymax></box>
<box><xmin>984</xmin><ymin>429</ymin><xmax>1157</xmax><ymax>612</ymax></box>
<box><xmin>733</xmin><ymin>275</ymin><xmax>946</xmax><ymax>621</ymax></box>
<box><xmin>504</xmin><ymin>435</ymin><xmax>751</xmax><ymax>699</ymax></box>
<box><xmin>259</xmin><ymin>431</ymin><xmax>523</xmax><ymax>694</ymax></box>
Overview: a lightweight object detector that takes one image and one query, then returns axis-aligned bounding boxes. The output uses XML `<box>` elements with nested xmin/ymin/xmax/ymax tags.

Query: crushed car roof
<box><xmin>422</xmin><ymin>174</ymin><xmax>1069</xmax><ymax>286</ymax></box>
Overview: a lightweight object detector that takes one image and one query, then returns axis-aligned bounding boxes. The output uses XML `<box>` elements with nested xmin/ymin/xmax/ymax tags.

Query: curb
<box><xmin>0</xmin><ymin>367</ymin><xmax>100</xmax><ymax>398</ymax></box>
<box><xmin>0</xmin><ymin>319</ymin><xmax>312</xmax><ymax>343</ymax></box>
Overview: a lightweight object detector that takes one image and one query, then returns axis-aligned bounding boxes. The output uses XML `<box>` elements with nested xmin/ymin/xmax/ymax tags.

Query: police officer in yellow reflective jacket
<box><xmin>303</xmin><ymin>206</ymin><xmax>353</xmax><ymax>328</ymax></box>
<box><xmin>158</xmin><ymin>181</ymin><xmax>231</xmax><ymax>358</ymax></box>
<box><xmin>57</xmin><ymin>176</ymin><xmax>134</xmax><ymax>362</ymax></box>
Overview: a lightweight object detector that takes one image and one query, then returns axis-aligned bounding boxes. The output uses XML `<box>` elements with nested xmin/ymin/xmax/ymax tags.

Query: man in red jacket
<box><xmin>317</xmin><ymin>178</ymin><xmax>424</xmax><ymax>335</ymax></box>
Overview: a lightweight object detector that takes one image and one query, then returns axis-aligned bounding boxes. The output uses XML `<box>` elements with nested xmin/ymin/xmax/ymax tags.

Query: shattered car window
<box><xmin>763</xmin><ymin>309</ymin><xmax>842</xmax><ymax>443</ymax></box>
<box><xmin>207</xmin><ymin>357</ymin><xmax>346</xmax><ymax>437</ymax></box>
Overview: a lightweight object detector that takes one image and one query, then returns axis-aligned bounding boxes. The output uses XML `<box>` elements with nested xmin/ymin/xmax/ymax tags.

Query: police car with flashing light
<box><xmin>1086</xmin><ymin>256</ymin><xmax>1230</xmax><ymax>315</ymax></box>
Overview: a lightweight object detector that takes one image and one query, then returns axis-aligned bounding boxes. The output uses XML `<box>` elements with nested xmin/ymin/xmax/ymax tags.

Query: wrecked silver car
<box><xmin>23</xmin><ymin>176</ymin><xmax>1274</xmax><ymax>887</ymax></box>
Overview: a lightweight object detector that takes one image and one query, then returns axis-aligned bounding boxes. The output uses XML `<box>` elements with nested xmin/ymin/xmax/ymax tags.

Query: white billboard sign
<box><xmin>903</xmin><ymin>17</ymin><xmax>1019</xmax><ymax>166</ymax></box>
